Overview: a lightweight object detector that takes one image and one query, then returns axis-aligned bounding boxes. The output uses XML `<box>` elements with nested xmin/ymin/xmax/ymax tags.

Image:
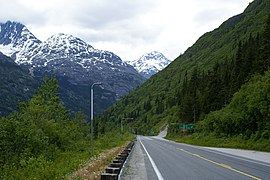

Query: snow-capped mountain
<box><xmin>0</xmin><ymin>21</ymin><xmax>145</xmax><ymax>115</ymax></box>
<box><xmin>0</xmin><ymin>21</ymin><xmax>41</xmax><ymax>59</ymax></box>
<box><xmin>18</xmin><ymin>33</ymin><xmax>144</xmax><ymax>96</ymax></box>
<box><xmin>18</xmin><ymin>33</ymin><xmax>128</xmax><ymax>69</ymax></box>
<box><xmin>126</xmin><ymin>51</ymin><xmax>172</xmax><ymax>78</ymax></box>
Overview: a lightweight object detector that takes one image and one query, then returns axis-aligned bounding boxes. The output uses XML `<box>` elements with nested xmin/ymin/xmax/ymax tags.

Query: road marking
<box><xmin>202</xmin><ymin>147</ymin><xmax>270</xmax><ymax>167</ymax></box>
<box><xmin>138</xmin><ymin>137</ymin><xmax>164</xmax><ymax>180</ymax></box>
<box><xmin>161</xmin><ymin>139</ymin><xmax>270</xmax><ymax>167</ymax></box>
<box><xmin>178</xmin><ymin>148</ymin><xmax>261</xmax><ymax>180</ymax></box>
<box><xmin>143</xmin><ymin>136</ymin><xmax>154</xmax><ymax>141</ymax></box>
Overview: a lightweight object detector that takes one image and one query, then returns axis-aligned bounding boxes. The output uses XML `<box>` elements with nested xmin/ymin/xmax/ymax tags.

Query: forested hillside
<box><xmin>0</xmin><ymin>52</ymin><xmax>37</xmax><ymax>116</ymax></box>
<box><xmin>197</xmin><ymin>71</ymin><xmax>270</xmax><ymax>139</ymax></box>
<box><xmin>96</xmin><ymin>0</ymin><xmax>270</xmax><ymax>140</ymax></box>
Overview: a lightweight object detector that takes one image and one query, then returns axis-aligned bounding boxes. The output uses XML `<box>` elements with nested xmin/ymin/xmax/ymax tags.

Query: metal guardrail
<box><xmin>101</xmin><ymin>140</ymin><xmax>135</xmax><ymax>180</ymax></box>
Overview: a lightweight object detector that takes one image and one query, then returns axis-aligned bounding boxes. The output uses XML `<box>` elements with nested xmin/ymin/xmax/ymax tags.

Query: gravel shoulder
<box><xmin>121</xmin><ymin>139</ymin><xmax>148</xmax><ymax>180</ymax></box>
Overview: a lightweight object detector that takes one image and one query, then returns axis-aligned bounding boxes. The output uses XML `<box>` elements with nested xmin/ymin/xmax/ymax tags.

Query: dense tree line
<box><xmin>0</xmin><ymin>77</ymin><xmax>88</xmax><ymax>170</ymax></box>
<box><xmin>196</xmin><ymin>71</ymin><xmax>270</xmax><ymax>138</ymax></box>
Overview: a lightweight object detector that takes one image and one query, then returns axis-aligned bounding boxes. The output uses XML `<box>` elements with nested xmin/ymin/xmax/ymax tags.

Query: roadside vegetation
<box><xmin>0</xmin><ymin>77</ymin><xmax>133</xmax><ymax>179</ymax></box>
<box><xmin>167</xmin><ymin>71</ymin><xmax>270</xmax><ymax>152</ymax></box>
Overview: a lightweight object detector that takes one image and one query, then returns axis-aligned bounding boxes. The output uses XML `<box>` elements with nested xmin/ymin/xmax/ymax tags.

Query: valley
<box><xmin>0</xmin><ymin>0</ymin><xmax>270</xmax><ymax>179</ymax></box>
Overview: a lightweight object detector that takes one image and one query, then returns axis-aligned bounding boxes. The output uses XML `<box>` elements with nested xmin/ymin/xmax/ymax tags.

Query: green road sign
<box><xmin>179</xmin><ymin>123</ymin><xmax>194</xmax><ymax>131</ymax></box>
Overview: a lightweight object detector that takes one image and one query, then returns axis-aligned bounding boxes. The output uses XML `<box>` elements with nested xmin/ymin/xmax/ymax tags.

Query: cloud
<box><xmin>1</xmin><ymin>0</ymin><xmax>253</xmax><ymax>61</ymax></box>
<box><xmin>192</xmin><ymin>0</ymin><xmax>253</xmax><ymax>27</ymax></box>
<box><xmin>0</xmin><ymin>0</ymin><xmax>45</xmax><ymax>24</ymax></box>
<box><xmin>72</xmin><ymin>0</ymin><xmax>157</xmax><ymax>28</ymax></box>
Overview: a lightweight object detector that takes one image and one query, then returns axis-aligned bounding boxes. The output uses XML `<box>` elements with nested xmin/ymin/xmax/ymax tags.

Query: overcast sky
<box><xmin>0</xmin><ymin>0</ymin><xmax>253</xmax><ymax>61</ymax></box>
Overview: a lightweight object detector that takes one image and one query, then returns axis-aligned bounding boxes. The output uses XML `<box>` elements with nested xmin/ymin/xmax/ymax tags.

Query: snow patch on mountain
<box><xmin>0</xmin><ymin>21</ymin><xmax>41</xmax><ymax>59</ymax></box>
<box><xmin>126</xmin><ymin>51</ymin><xmax>172</xmax><ymax>78</ymax></box>
<box><xmin>15</xmin><ymin>32</ymin><xmax>129</xmax><ymax>70</ymax></box>
<box><xmin>0</xmin><ymin>21</ymin><xmax>145</xmax><ymax>98</ymax></box>
<box><xmin>0</xmin><ymin>44</ymin><xmax>15</xmax><ymax>57</ymax></box>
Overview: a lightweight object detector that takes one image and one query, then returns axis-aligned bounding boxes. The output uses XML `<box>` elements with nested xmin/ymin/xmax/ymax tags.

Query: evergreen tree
<box><xmin>261</xmin><ymin>14</ymin><xmax>270</xmax><ymax>70</ymax></box>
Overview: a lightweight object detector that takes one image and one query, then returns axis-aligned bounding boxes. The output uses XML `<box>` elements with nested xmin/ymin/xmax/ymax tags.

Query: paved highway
<box><xmin>122</xmin><ymin>136</ymin><xmax>270</xmax><ymax>180</ymax></box>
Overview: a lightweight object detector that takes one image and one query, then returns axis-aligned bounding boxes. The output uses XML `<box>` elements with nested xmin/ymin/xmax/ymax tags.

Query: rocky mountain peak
<box><xmin>45</xmin><ymin>33</ymin><xmax>94</xmax><ymax>52</ymax></box>
<box><xmin>140</xmin><ymin>51</ymin><xmax>165</xmax><ymax>61</ymax></box>
<box><xmin>126</xmin><ymin>51</ymin><xmax>172</xmax><ymax>78</ymax></box>
<box><xmin>0</xmin><ymin>21</ymin><xmax>41</xmax><ymax>58</ymax></box>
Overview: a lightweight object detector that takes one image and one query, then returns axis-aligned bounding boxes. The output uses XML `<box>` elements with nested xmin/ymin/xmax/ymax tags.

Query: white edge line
<box><xmin>138</xmin><ymin>136</ymin><xmax>164</xmax><ymax>180</ymax></box>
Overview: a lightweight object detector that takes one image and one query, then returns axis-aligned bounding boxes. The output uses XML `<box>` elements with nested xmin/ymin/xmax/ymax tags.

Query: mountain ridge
<box><xmin>0</xmin><ymin>21</ymin><xmax>145</xmax><ymax>116</ymax></box>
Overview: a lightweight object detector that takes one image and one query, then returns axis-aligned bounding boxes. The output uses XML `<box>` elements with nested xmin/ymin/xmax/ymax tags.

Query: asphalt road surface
<box><xmin>122</xmin><ymin>136</ymin><xmax>270</xmax><ymax>180</ymax></box>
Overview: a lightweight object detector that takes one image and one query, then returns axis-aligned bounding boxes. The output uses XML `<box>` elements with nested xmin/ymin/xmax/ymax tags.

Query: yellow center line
<box><xmin>177</xmin><ymin>148</ymin><xmax>261</xmax><ymax>180</ymax></box>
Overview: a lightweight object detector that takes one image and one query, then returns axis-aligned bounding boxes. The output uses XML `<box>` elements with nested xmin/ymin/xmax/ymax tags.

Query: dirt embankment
<box><xmin>68</xmin><ymin>146</ymin><xmax>126</xmax><ymax>180</ymax></box>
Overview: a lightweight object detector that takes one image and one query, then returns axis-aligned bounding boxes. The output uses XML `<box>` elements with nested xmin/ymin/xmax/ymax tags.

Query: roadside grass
<box><xmin>166</xmin><ymin>133</ymin><xmax>270</xmax><ymax>152</ymax></box>
<box><xmin>0</xmin><ymin>131</ymin><xmax>134</xmax><ymax>179</ymax></box>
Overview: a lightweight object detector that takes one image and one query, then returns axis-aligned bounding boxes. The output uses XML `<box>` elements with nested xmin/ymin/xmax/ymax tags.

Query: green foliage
<box><xmin>197</xmin><ymin>71</ymin><xmax>270</xmax><ymax>139</ymax></box>
<box><xmin>0</xmin><ymin>77</ymin><xmax>72</xmax><ymax>167</ymax></box>
<box><xmin>0</xmin><ymin>53</ymin><xmax>37</xmax><ymax>116</ymax></box>
<box><xmin>0</xmin><ymin>131</ymin><xmax>133</xmax><ymax>179</ymax></box>
<box><xmin>0</xmin><ymin>76</ymin><xmax>134</xmax><ymax>178</ymax></box>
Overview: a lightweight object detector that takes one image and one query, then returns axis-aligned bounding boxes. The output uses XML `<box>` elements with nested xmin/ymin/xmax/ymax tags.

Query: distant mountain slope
<box><xmin>179</xmin><ymin>0</ymin><xmax>269</xmax><ymax>70</ymax></box>
<box><xmin>0</xmin><ymin>51</ymin><xmax>37</xmax><ymax>116</ymax></box>
<box><xmin>0</xmin><ymin>21</ymin><xmax>145</xmax><ymax>116</ymax></box>
<box><xmin>96</xmin><ymin>0</ymin><xmax>270</xmax><ymax>133</ymax></box>
<box><xmin>126</xmin><ymin>51</ymin><xmax>172</xmax><ymax>78</ymax></box>
<box><xmin>16</xmin><ymin>32</ymin><xmax>144</xmax><ymax>97</ymax></box>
